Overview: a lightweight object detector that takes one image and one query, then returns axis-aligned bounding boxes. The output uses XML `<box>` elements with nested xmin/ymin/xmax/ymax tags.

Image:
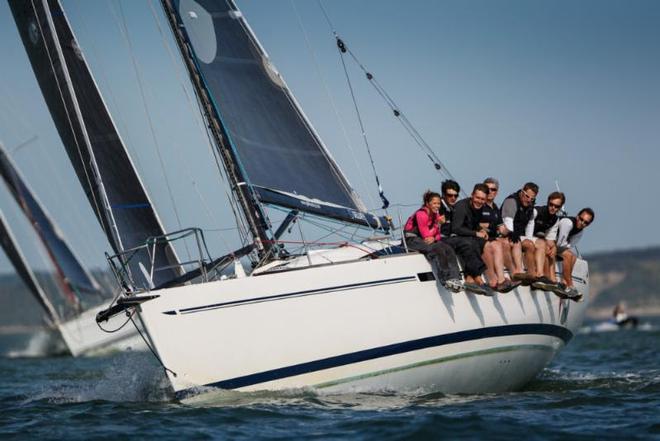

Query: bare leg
<box><xmin>511</xmin><ymin>241</ymin><xmax>524</xmax><ymax>274</ymax></box>
<box><xmin>533</xmin><ymin>239</ymin><xmax>546</xmax><ymax>278</ymax></box>
<box><xmin>498</xmin><ymin>238</ymin><xmax>515</xmax><ymax>277</ymax></box>
<box><xmin>482</xmin><ymin>243</ymin><xmax>497</xmax><ymax>288</ymax></box>
<box><xmin>490</xmin><ymin>240</ymin><xmax>506</xmax><ymax>284</ymax></box>
<box><xmin>521</xmin><ymin>240</ymin><xmax>535</xmax><ymax>274</ymax></box>
<box><xmin>545</xmin><ymin>254</ymin><xmax>557</xmax><ymax>282</ymax></box>
<box><xmin>561</xmin><ymin>251</ymin><xmax>577</xmax><ymax>287</ymax></box>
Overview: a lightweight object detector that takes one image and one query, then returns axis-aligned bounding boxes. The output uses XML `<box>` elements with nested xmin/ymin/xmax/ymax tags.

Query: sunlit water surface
<box><xmin>1</xmin><ymin>318</ymin><xmax>658</xmax><ymax>440</ymax></box>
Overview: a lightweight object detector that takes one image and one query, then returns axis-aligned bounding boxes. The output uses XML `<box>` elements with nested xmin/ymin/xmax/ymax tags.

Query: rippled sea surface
<box><xmin>1</xmin><ymin>318</ymin><xmax>659</xmax><ymax>440</ymax></box>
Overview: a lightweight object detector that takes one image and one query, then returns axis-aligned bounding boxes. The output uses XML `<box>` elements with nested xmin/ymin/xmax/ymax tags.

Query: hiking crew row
<box><xmin>404</xmin><ymin>179</ymin><xmax>594</xmax><ymax>299</ymax></box>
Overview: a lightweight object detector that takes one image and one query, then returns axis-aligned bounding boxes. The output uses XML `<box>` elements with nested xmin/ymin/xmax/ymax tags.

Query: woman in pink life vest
<box><xmin>404</xmin><ymin>190</ymin><xmax>463</xmax><ymax>292</ymax></box>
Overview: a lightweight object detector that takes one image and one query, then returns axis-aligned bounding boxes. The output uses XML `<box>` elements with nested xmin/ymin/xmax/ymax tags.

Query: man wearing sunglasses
<box><xmin>500</xmin><ymin>182</ymin><xmax>539</xmax><ymax>282</ymax></box>
<box><xmin>439</xmin><ymin>180</ymin><xmax>461</xmax><ymax>238</ymax></box>
<box><xmin>480</xmin><ymin>177</ymin><xmax>520</xmax><ymax>293</ymax></box>
<box><xmin>522</xmin><ymin>192</ymin><xmax>570</xmax><ymax>296</ymax></box>
<box><xmin>546</xmin><ymin>208</ymin><xmax>595</xmax><ymax>300</ymax></box>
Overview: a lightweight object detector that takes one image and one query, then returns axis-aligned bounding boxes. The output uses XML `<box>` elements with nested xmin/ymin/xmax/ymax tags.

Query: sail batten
<box><xmin>168</xmin><ymin>0</ymin><xmax>387</xmax><ymax>230</ymax></box>
<box><xmin>9</xmin><ymin>0</ymin><xmax>182</xmax><ymax>286</ymax></box>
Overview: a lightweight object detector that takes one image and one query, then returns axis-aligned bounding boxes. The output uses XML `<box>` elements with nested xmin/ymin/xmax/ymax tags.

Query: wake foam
<box><xmin>22</xmin><ymin>352</ymin><xmax>172</xmax><ymax>404</ymax></box>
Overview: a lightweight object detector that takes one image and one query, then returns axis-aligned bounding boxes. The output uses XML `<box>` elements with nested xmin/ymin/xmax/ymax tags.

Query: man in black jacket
<box><xmin>446</xmin><ymin>183</ymin><xmax>492</xmax><ymax>295</ymax></box>
<box><xmin>439</xmin><ymin>179</ymin><xmax>460</xmax><ymax>238</ymax></box>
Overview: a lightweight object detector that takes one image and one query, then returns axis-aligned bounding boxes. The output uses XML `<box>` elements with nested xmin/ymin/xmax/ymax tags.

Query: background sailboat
<box><xmin>0</xmin><ymin>141</ymin><xmax>144</xmax><ymax>356</ymax></box>
<box><xmin>0</xmin><ymin>207</ymin><xmax>66</xmax><ymax>356</ymax></box>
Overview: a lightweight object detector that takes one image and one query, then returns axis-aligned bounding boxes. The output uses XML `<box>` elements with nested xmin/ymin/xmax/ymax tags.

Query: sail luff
<box><xmin>0</xmin><ymin>210</ymin><xmax>61</xmax><ymax>328</ymax></box>
<box><xmin>38</xmin><ymin>0</ymin><xmax>124</xmax><ymax>255</ymax></box>
<box><xmin>160</xmin><ymin>0</ymin><xmax>273</xmax><ymax>254</ymax></box>
<box><xmin>9</xmin><ymin>0</ymin><xmax>183</xmax><ymax>287</ymax></box>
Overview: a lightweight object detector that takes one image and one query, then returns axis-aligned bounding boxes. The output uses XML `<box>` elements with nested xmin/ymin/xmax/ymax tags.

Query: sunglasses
<box><xmin>578</xmin><ymin>217</ymin><xmax>591</xmax><ymax>226</ymax></box>
<box><xmin>487</xmin><ymin>186</ymin><xmax>498</xmax><ymax>192</ymax></box>
<box><xmin>445</xmin><ymin>192</ymin><xmax>459</xmax><ymax>199</ymax></box>
<box><xmin>521</xmin><ymin>191</ymin><xmax>536</xmax><ymax>200</ymax></box>
<box><xmin>548</xmin><ymin>202</ymin><xmax>562</xmax><ymax>209</ymax></box>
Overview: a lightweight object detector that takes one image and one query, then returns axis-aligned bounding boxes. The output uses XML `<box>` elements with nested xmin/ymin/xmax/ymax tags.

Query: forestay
<box><xmin>9</xmin><ymin>0</ymin><xmax>181</xmax><ymax>287</ymax></box>
<box><xmin>167</xmin><ymin>0</ymin><xmax>386</xmax><ymax>230</ymax></box>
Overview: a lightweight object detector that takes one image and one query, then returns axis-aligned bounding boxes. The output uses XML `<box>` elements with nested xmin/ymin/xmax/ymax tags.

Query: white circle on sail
<box><xmin>178</xmin><ymin>0</ymin><xmax>217</xmax><ymax>64</ymax></box>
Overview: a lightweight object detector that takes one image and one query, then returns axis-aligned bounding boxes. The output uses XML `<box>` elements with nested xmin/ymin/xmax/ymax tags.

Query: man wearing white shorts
<box><xmin>545</xmin><ymin>207</ymin><xmax>595</xmax><ymax>300</ymax></box>
<box><xmin>521</xmin><ymin>192</ymin><xmax>565</xmax><ymax>293</ymax></box>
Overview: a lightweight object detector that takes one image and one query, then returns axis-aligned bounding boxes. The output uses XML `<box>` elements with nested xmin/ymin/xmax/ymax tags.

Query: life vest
<box><xmin>565</xmin><ymin>216</ymin><xmax>581</xmax><ymax>241</ymax></box>
<box><xmin>404</xmin><ymin>207</ymin><xmax>438</xmax><ymax>238</ymax></box>
<box><xmin>439</xmin><ymin>200</ymin><xmax>453</xmax><ymax>237</ymax></box>
<box><xmin>480</xmin><ymin>202</ymin><xmax>500</xmax><ymax>238</ymax></box>
<box><xmin>533</xmin><ymin>205</ymin><xmax>558</xmax><ymax>238</ymax></box>
<box><xmin>503</xmin><ymin>191</ymin><xmax>534</xmax><ymax>235</ymax></box>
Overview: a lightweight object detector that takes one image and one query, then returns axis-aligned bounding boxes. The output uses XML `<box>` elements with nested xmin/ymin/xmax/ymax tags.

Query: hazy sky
<box><xmin>0</xmin><ymin>0</ymin><xmax>659</xmax><ymax>276</ymax></box>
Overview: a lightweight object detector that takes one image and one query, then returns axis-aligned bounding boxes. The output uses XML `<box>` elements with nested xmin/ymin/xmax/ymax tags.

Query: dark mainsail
<box><xmin>164</xmin><ymin>0</ymin><xmax>386</xmax><ymax>230</ymax></box>
<box><xmin>0</xmin><ymin>142</ymin><xmax>100</xmax><ymax>299</ymax></box>
<box><xmin>9</xmin><ymin>0</ymin><xmax>181</xmax><ymax>287</ymax></box>
<box><xmin>0</xmin><ymin>209</ymin><xmax>60</xmax><ymax>328</ymax></box>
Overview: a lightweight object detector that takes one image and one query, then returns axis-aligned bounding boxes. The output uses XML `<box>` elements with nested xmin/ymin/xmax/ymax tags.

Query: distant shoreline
<box><xmin>586</xmin><ymin>306</ymin><xmax>660</xmax><ymax>320</ymax></box>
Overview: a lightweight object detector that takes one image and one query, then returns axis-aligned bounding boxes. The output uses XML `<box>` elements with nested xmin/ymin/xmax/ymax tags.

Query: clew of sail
<box><xmin>8</xmin><ymin>0</ymin><xmax>182</xmax><ymax>287</ymax></box>
<box><xmin>165</xmin><ymin>0</ymin><xmax>387</xmax><ymax>231</ymax></box>
<box><xmin>0</xmin><ymin>143</ymin><xmax>101</xmax><ymax>301</ymax></box>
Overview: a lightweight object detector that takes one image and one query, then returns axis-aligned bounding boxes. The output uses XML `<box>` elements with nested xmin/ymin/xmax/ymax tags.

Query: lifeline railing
<box><xmin>106</xmin><ymin>227</ymin><xmax>216</xmax><ymax>294</ymax></box>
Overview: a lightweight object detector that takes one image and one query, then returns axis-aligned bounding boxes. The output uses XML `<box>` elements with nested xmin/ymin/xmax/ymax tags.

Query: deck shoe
<box><xmin>481</xmin><ymin>284</ymin><xmax>496</xmax><ymax>296</ymax></box>
<box><xmin>496</xmin><ymin>280</ymin><xmax>520</xmax><ymax>293</ymax></box>
<box><xmin>512</xmin><ymin>272</ymin><xmax>536</xmax><ymax>286</ymax></box>
<box><xmin>565</xmin><ymin>287</ymin><xmax>582</xmax><ymax>301</ymax></box>
<box><xmin>465</xmin><ymin>283</ymin><xmax>495</xmax><ymax>297</ymax></box>
<box><xmin>443</xmin><ymin>279</ymin><xmax>464</xmax><ymax>293</ymax></box>
<box><xmin>532</xmin><ymin>276</ymin><xmax>559</xmax><ymax>292</ymax></box>
<box><xmin>549</xmin><ymin>283</ymin><xmax>570</xmax><ymax>299</ymax></box>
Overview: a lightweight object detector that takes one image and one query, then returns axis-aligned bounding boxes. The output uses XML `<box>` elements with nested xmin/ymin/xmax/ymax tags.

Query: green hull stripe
<box><xmin>314</xmin><ymin>344</ymin><xmax>554</xmax><ymax>389</ymax></box>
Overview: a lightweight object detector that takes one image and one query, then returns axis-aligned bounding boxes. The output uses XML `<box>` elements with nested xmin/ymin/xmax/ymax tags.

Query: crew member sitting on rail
<box><xmin>480</xmin><ymin>178</ymin><xmax>519</xmax><ymax>293</ymax></box>
<box><xmin>545</xmin><ymin>207</ymin><xmax>594</xmax><ymax>301</ymax></box>
<box><xmin>523</xmin><ymin>191</ymin><xmax>565</xmax><ymax>293</ymax></box>
<box><xmin>500</xmin><ymin>182</ymin><xmax>539</xmax><ymax>284</ymax></box>
<box><xmin>404</xmin><ymin>190</ymin><xmax>464</xmax><ymax>293</ymax></box>
<box><xmin>447</xmin><ymin>183</ymin><xmax>492</xmax><ymax>296</ymax></box>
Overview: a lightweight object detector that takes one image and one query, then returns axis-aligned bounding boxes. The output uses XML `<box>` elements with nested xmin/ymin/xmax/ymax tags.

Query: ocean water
<box><xmin>1</xmin><ymin>319</ymin><xmax>658</xmax><ymax>440</ymax></box>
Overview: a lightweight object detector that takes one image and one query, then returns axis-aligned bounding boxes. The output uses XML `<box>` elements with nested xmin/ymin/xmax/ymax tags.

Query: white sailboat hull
<box><xmin>58</xmin><ymin>303</ymin><xmax>146</xmax><ymax>356</ymax></box>
<box><xmin>137</xmin><ymin>252</ymin><xmax>589</xmax><ymax>401</ymax></box>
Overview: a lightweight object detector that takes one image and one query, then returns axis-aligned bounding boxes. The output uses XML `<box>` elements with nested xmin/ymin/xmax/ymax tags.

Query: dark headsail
<box><xmin>0</xmin><ymin>142</ymin><xmax>100</xmax><ymax>302</ymax></box>
<box><xmin>9</xmin><ymin>0</ymin><xmax>181</xmax><ymax>287</ymax></box>
<box><xmin>0</xmin><ymin>209</ymin><xmax>60</xmax><ymax>328</ymax></box>
<box><xmin>162</xmin><ymin>0</ymin><xmax>386</xmax><ymax>231</ymax></box>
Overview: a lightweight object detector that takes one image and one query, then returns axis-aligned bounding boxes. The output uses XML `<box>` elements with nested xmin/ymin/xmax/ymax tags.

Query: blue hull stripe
<box><xmin>174</xmin><ymin>275</ymin><xmax>417</xmax><ymax>315</ymax></box>
<box><xmin>175</xmin><ymin>323</ymin><xmax>572</xmax><ymax>399</ymax></box>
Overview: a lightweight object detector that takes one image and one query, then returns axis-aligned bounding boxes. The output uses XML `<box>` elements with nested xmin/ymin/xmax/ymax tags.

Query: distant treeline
<box><xmin>0</xmin><ymin>269</ymin><xmax>115</xmax><ymax>326</ymax></box>
<box><xmin>585</xmin><ymin>246</ymin><xmax>660</xmax><ymax>311</ymax></box>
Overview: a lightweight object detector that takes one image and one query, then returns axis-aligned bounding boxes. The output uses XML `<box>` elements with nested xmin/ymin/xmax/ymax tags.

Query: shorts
<box><xmin>556</xmin><ymin>246</ymin><xmax>577</xmax><ymax>260</ymax></box>
<box><xmin>557</xmin><ymin>246</ymin><xmax>576</xmax><ymax>256</ymax></box>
